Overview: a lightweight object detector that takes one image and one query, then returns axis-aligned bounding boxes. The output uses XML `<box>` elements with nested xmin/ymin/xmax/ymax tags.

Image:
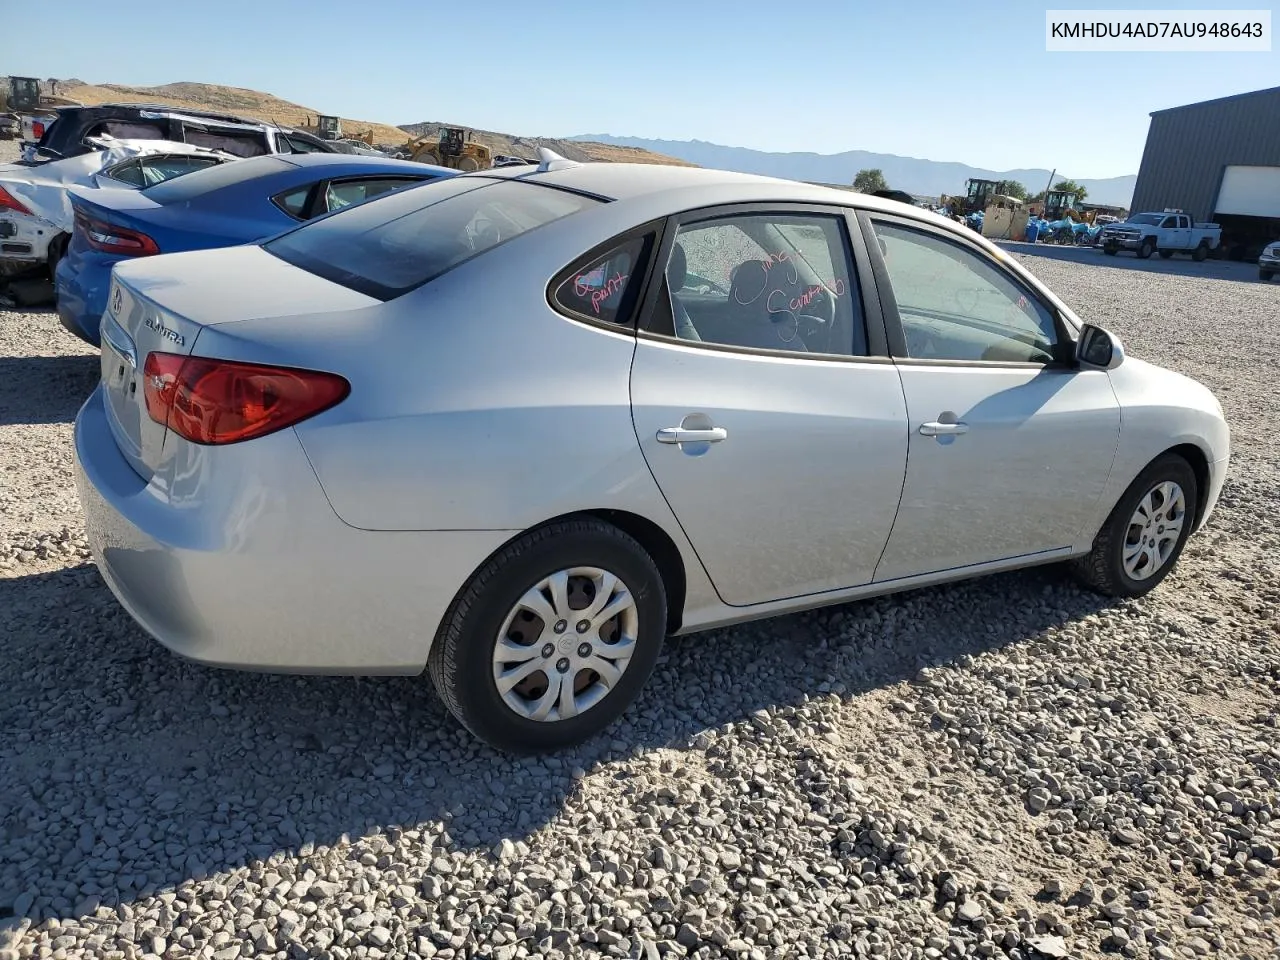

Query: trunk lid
<box><xmin>98</xmin><ymin>244</ymin><xmax>379</xmax><ymax>482</ymax></box>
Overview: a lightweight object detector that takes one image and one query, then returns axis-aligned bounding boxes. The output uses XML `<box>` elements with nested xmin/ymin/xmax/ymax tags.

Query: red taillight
<box><xmin>73</xmin><ymin>210</ymin><xmax>159</xmax><ymax>257</ymax></box>
<box><xmin>142</xmin><ymin>353</ymin><xmax>349</xmax><ymax>445</ymax></box>
<box><xmin>0</xmin><ymin>186</ymin><xmax>31</xmax><ymax>216</ymax></box>
<box><xmin>31</xmin><ymin>121</ymin><xmax>45</xmax><ymax>140</ymax></box>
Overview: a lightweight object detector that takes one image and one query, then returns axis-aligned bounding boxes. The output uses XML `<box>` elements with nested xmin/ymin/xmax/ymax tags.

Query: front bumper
<box><xmin>74</xmin><ymin>384</ymin><xmax>513</xmax><ymax>675</ymax></box>
<box><xmin>1101</xmin><ymin>234</ymin><xmax>1142</xmax><ymax>249</ymax></box>
<box><xmin>1259</xmin><ymin>254</ymin><xmax>1280</xmax><ymax>268</ymax></box>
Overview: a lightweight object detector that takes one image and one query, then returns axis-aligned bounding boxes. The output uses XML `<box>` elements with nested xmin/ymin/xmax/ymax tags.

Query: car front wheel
<box><xmin>428</xmin><ymin>519</ymin><xmax>667</xmax><ymax>753</ymax></box>
<box><xmin>1071</xmin><ymin>453</ymin><xmax>1198</xmax><ymax>598</ymax></box>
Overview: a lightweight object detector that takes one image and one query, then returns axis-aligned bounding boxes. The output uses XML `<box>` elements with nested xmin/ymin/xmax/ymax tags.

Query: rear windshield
<box><xmin>143</xmin><ymin>154</ymin><xmax>295</xmax><ymax>201</ymax></box>
<box><xmin>263</xmin><ymin>177</ymin><xmax>603</xmax><ymax>300</ymax></box>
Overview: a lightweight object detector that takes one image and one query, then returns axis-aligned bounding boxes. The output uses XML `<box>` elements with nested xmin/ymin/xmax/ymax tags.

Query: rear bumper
<box><xmin>74</xmin><ymin>384</ymin><xmax>513</xmax><ymax>675</ymax></box>
<box><xmin>54</xmin><ymin>253</ymin><xmax>114</xmax><ymax>347</ymax></box>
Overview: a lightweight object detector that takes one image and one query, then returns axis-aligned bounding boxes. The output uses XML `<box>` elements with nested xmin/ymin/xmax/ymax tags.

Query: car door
<box><xmin>858</xmin><ymin>212</ymin><xmax>1121</xmax><ymax>582</ymax></box>
<box><xmin>1162</xmin><ymin>214</ymin><xmax>1189</xmax><ymax>250</ymax></box>
<box><xmin>629</xmin><ymin>204</ymin><xmax>909</xmax><ymax>606</ymax></box>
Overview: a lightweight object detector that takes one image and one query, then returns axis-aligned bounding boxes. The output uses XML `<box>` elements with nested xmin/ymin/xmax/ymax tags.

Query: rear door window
<box><xmin>264</xmin><ymin>178</ymin><xmax>602</xmax><ymax>300</ymax></box>
<box><xmin>87</xmin><ymin>120</ymin><xmax>169</xmax><ymax>141</ymax></box>
<box><xmin>182</xmin><ymin>126</ymin><xmax>269</xmax><ymax>157</ymax></box>
<box><xmin>282</xmin><ymin>134</ymin><xmax>327</xmax><ymax>154</ymax></box>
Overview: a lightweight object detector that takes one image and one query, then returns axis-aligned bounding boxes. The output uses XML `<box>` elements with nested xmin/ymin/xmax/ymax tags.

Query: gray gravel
<box><xmin>2</xmin><ymin>190</ymin><xmax>1279</xmax><ymax>959</ymax></box>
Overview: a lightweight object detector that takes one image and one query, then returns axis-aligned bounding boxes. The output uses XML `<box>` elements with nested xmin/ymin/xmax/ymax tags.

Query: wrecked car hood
<box><xmin>0</xmin><ymin>136</ymin><xmax>236</xmax><ymax>233</ymax></box>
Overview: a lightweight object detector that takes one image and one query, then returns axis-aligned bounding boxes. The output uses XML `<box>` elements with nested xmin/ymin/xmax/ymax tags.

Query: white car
<box><xmin>1259</xmin><ymin>241</ymin><xmax>1279</xmax><ymax>281</ymax></box>
<box><xmin>75</xmin><ymin>154</ymin><xmax>1230</xmax><ymax>752</ymax></box>
<box><xmin>0</xmin><ymin>137</ymin><xmax>234</xmax><ymax>278</ymax></box>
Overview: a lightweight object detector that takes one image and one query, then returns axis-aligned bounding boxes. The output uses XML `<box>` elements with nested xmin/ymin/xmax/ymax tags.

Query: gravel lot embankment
<box><xmin>1</xmin><ymin>166</ymin><xmax>1278</xmax><ymax>959</ymax></box>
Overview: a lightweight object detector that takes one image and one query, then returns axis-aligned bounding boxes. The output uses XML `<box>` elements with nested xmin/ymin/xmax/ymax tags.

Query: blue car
<box><xmin>56</xmin><ymin>153</ymin><xmax>456</xmax><ymax>346</ymax></box>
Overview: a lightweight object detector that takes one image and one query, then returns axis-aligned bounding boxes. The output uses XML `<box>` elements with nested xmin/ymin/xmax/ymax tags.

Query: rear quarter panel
<box><xmin>189</xmin><ymin>202</ymin><xmax>698</xmax><ymax>532</ymax></box>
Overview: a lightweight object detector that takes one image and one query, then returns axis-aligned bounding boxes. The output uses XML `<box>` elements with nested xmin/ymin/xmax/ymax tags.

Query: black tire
<box><xmin>1104</xmin><ymin>247</ymin><xmax>1118</xmax><ymax>256</ymax></box>
<box><xmin>1192</xmin><ymin>243</ymin><xmax>1208</xmax><ymax>263</ymax></box>
<box><xmin>1070</xmin><ymin>453</ymin><xmax>1198</xmax><ymax>599</ymax></box>
<box><xmin>1262</xmin><ymin>269</ymin><xmax>1275</xmax><ymax>281</ymax></box>
<box><xmin>1158</xmin><ymin>250</ymin><xmax>1173</xmax><ymax>259</ymax></box>
<box><xmin>47</xmin><ymin>233</ymin><xmax>68</xmax><ymax>283</ymax></box>
<box><xmin>427</xmin><ymin>518</ymin><xmax>667</xmax><ymax>753</ymax></box>
<box><xmin>1137</xmin><ymin>239</ymin><xmax>1155</xmax><ymax>259</ymax></box>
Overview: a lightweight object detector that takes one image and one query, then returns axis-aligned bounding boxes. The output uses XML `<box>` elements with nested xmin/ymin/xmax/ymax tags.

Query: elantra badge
<box><xmin>145</xmin><ymin>316</ymin><xmax>185</xmax><ymax>347</ymax></box>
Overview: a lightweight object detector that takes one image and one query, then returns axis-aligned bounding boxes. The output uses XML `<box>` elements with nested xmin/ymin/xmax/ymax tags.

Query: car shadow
<box><xmin>0</xmin><ymin>559</ymin><xmax>1115</xmax><ymax>924</ymax></box>
<box><xmin>0</xmin><ymin>353</ymin><xmax>99</xmax><ymax>426</ymax></box>
<box><xmin>999</xmin><ymin>240</ymin><xmax>1269</xmax><ymax>283</ymax></box>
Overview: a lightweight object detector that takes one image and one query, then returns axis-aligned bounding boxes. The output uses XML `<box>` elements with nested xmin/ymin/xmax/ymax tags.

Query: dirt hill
<box><xmin>48</xmin><ymin>80</ymin><xmax>694</xmax><ymax>166</ymax></box>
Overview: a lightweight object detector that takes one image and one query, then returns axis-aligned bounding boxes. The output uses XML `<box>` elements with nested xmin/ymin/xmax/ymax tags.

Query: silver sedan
<box><xmin>74</xmin><ymin>152</ymin><xmax>1230</xmax><ymax>753</ymax></box>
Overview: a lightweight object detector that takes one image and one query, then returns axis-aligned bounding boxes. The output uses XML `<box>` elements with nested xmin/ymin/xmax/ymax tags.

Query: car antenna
<box><xmin>535</xmin><ymin>147</ymin><xmax>579</xmax><ymax>173</ymax></box>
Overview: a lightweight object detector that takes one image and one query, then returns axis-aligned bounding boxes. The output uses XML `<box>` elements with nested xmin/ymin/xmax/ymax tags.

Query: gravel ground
<box><xmin>2</xmin><ymin>166</ymin><xmax>1279</xmax><ymax>959</ymax></box>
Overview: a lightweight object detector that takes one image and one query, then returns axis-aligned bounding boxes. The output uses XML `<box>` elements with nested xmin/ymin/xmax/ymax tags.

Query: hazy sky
<box><xmin>5</xmin><ymin>0</ymin><xmax>1276</xmax><ymax>178</ymax></box>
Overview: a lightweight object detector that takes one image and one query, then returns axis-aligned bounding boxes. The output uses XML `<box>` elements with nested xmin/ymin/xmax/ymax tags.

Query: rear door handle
<box><xmin>919</xmin><ymin>420</ymin><xmax>969</xmax><ymax>436</ymax></box>
<box><xmin>656</xmin><ymin>426</ymin><xmax>728</xmax><ymax>444</ymax></box>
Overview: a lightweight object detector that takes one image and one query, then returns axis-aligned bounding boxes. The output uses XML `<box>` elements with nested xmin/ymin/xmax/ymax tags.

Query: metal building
<box><xmin>1129</xmin><ymin>85</ymin><xmax>1280</xmax><ymax>259</ymax></box>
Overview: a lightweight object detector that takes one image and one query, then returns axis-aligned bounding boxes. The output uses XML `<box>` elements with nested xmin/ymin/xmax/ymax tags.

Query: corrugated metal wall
<box><xmin>1129</xmin><ymin>87</ymin><xmax>1280</xmax><ymax>221</ymax></box>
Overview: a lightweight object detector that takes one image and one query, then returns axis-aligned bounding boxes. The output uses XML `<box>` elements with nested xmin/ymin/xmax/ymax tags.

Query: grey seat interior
<box><xmin>723</xmin><ymin>259</ymin><xmax>809</xmax><ymax>352</ymax></box>
<box><xmin>665</xmin><ymin>243</ymin><xmax>702</xmax><ymax>342</ymax></box>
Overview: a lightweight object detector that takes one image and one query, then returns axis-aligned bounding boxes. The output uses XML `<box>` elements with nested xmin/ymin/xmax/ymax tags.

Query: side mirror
<box><xmin>1076</xmin><ymin>323</ymin><xmax>1125</xmax><ymax>370</ymax></box>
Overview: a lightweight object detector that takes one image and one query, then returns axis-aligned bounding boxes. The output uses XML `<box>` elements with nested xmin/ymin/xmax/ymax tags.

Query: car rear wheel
<box><xmin>1192</xmin><ymin>242</ymin><xmax>1209</xmax><ymax>262</ymax></box>
<box><xmin>428</xmin><ymin>519</ymin><xmax>667</xmax><ymax>753</ymax></box>
<box><xmin>1070</xmin><ymin>453</ymin><xmax>1198</xmax><ymax>598</ymax></box>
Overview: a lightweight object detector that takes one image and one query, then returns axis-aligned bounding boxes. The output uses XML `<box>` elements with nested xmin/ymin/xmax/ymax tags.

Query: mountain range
<box><xmin>569</xmin><ymin>135</ymin><xmax>1137</xmax><ymax>208</ymax></box>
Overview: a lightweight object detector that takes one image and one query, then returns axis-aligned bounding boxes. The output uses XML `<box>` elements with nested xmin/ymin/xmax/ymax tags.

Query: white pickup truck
<box><xmin>1099</xmin><ymin>210</ymin><xmax>1222</xmax><ymax>261</ymax></box>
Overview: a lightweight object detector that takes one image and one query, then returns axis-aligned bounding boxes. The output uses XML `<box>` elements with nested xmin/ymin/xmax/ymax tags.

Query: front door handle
<box><xmin>919</xmin><ymin>420</ymin><xmax>969</xmax><ymax>436</ymax></box>
<box><xmin>656</xmin><ymin>426</ymin><xmax>728</xmax><ymax>444</ymax></box>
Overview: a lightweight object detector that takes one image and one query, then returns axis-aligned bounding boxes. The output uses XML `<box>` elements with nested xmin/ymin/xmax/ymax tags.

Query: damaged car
<box><xmin>21</xmin><ymin>103</ymin><xmax>343</xmax><ymax>164</ymax></box>
<box><xmin>56</xmin><ymin>152</ymin><xmax>455</xmax><ymax>346</ymax></box>
<box><xmin>0</xmin><ymin>136</ymin><xmax>235</xmax><ymax>280</ymax></box>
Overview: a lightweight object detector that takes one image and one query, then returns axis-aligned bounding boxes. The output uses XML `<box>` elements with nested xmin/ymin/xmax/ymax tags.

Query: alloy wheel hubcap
<box><xmin>1123</xmin><ymin>481</ymin><xmax>1186</xmax><ymax>581</ymax></box>
<box><xmin>491</xmin><ymin>567</ymin><xmax>639</xmax><ymax>722</ymax></box>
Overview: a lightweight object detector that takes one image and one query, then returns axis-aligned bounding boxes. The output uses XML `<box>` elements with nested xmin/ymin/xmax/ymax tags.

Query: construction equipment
<box><xmin>1042</xmin><ymin>189</ymin><xmax>1079</xmax><ymax>221</ymax></box>
<box><xmin>401</xmin><ymin>127</ymin><xmax>492</xmax><ymax>171</ymax></box>
<box><xmin>0</xmin><ymin>77</ymin><xmax>82</xmax><ymax>140</ymax></box>
<box><xmin>952</xmin><ymin>178</ymin><xmax>1016</xmax><ymax>217</ymax></box>
<box><xmin>300</xmin><ymin>114</ymin><xmax>343</xmax><ymax>140</ymax></box>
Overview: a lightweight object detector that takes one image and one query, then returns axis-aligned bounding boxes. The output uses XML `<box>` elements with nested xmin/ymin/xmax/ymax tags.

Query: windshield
<box><xmin>143</xmin><ymin>154</ymin><xmax>294</xmax><ymax>201</ymax></box>
<box><xmin>263</xmin><ymin>177</ymin><xmax>603</xmax><ymax>300</ymax></box>
<box><xmin>1126</xmin><ymin>213</ymin><xmax>1164</xmax><ymax>225</ymax></box>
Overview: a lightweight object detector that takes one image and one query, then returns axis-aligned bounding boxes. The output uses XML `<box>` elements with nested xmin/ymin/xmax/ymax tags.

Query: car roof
<box><xmin>468</xmin><ymin>160</ymin><xmax>945</xmax><ymax>219</ymax></box>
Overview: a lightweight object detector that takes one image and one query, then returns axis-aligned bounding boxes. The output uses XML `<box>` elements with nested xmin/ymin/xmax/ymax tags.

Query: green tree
<box><xmin>1001</xmin><ymin>181</ymin><xmax>1028</xmax><ymax>200</ymax></box>
<box><xmin>853</xmin><ymin>168</ymin><xmax>888</xmax><ymax>193</ymax></box>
